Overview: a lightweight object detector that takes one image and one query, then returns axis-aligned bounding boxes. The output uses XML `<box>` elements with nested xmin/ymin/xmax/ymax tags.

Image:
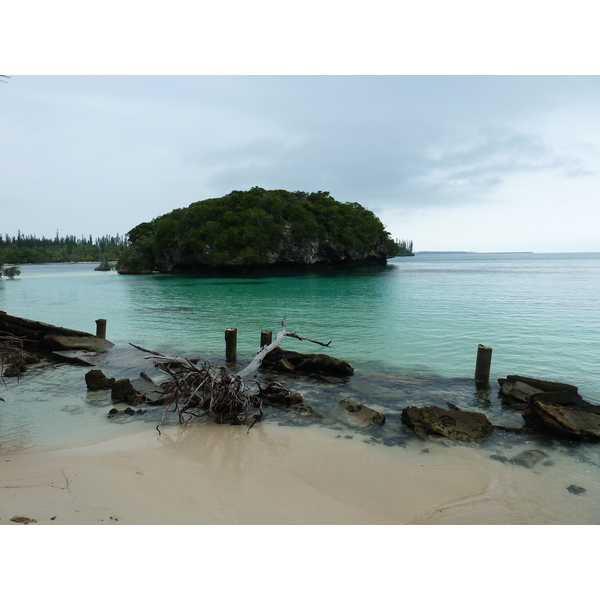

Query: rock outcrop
<box><xmin>85</xmin><ymin>369</ymin><xmax>115</xmax><ymax>390</ymax></box>
<box><xmin>401</xmin><ymin>405</ymin><xmax>494</xmax><ymax>443</ymax></box>
<box><xmin>94</xmin><ymin>260</ymin><xmax>111</xmax><ymax>271</ymax></box>
<box><xmin>499</xmin><ymin>374</ymin><xmax>600</xmax><ymax>441</ymax></box>
<box><xmin>0</xmin><ymin>312</ymin><xmax>113</xmax><ymax>353</ymax></box>
<box><xmin>522</xmin><ymin>402</ymin><xmax>600</xmax><ymax>441</ymax></box>
<box><xmin>261</xmin><ymin>348</ymin><xmax>354</xmax><ymax>378</ymax></box>
<box><xmin>117</xmin><ymin>188</ymin><xmax>405</xmax><ymax>275</ymax></box>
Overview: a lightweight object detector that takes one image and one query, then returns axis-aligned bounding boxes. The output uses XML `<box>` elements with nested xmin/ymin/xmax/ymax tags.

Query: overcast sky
<box><xmin>1</xmin><ymin>75</ymin><xmax>599</xmax><ymax>252</ymax></box>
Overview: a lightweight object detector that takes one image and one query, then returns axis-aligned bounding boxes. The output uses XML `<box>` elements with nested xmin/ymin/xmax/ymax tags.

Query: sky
<box><xmin>1</xmin><ymin>74</ymin><xmax>599</xmax><ymax>253</ymax></box>
<box><xmin>2</xmin><ymin>0</ymin><xmax>599</xmax><ymax>254</ymax></box>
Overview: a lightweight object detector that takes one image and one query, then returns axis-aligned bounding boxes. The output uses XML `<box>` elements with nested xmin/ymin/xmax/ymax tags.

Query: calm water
<box><xmin>1</xmin><ymin>253</ymin><xmax>600</xmax><ymax>454</ymax></box>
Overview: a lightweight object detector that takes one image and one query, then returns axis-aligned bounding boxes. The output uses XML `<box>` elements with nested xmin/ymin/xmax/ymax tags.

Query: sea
<box><xmin>1</xmin><ymin>252</ymin><xmax>600</xmax><ymax>468</ymax></box>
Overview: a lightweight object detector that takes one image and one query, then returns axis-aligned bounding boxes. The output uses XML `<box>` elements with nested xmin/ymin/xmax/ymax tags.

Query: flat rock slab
<box><xmin>44</xmin><ymin>334</ymin><xmax>113</xmax><ymax>352</ymax></box>
<box><xmin>1</xmin><ymin>312</ymin><xmax>113</xmax><ymax>352</ymax></box>
<box><xmin>401</xmin><ymin>405</ymin><xmax>494</xmax><ymax>443</ymax></box>
<box><xmin>501</xmin><ymin>375</ymin><xmax>579</xmax><ymax>395</ymax></box>
<box><xmin>523</xmin><ymin>401</ymin><xmax>600</xmax><ymax>441</ymax></box>
<box><xmin>52</xmin><ymin>350</ymin><xmax>103</xmax><ymax>367</ymax></box>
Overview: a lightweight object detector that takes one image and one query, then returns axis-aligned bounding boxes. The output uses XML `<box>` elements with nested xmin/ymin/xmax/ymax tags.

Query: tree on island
<box><xmin>0</xmin><ymin>263</ymin><xmax>20</xmax><ymax>279</ymax></box>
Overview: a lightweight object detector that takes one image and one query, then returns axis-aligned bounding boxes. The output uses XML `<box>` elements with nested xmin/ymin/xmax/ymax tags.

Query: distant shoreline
<box><xmin>415</xmin><ymin>251</ymin><xmax>534</xmax><ymax>254</ymax></box>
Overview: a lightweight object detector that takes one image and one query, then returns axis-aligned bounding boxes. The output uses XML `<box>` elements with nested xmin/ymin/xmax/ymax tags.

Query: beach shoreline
<box><xmin>2</xmin><ymin>421</ymin><xmax>599</xmax><ymax>525</ymax></box>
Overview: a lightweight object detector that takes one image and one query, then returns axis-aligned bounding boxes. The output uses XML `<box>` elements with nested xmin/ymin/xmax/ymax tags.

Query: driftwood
<box><xmin>131</xmin><ymin>316</ymin><xmax>330</xmax><ymax>433</ymax></box>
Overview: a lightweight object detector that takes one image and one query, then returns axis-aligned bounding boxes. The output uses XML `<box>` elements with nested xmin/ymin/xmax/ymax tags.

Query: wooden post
<box><xmin>95</xmin><ymin>318</ymin><xmax>107</xmax><ymax>339</ymax></box>
<box><xmin>225</xmin><ymin>328</ymin><xmax>237</xmax><ymax>362</ymax></box>
<box><xmin>260</xmin><ymin>330</ymin><xmax>273</xmax><ymax>348</ymax></box>
<box><xmin>475</xmin><ymin>344</ymin><xmax>492</xmax><ymax>384</ymax></box>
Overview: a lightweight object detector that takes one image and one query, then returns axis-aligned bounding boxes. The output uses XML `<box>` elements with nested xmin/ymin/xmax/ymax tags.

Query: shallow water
<box><xmin>1</xmin><ymin>254</ymin><xmax>600</xmax><ymax>470</ymax></box>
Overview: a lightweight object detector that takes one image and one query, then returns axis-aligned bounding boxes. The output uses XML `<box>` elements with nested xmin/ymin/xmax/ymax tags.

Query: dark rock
<box><xmin>489</xmin><ymin>454</ymin><xmax>509</xmax><ymax>463</ymax></box>
<box><xmin>261</xmin><ymin>348</ymin><xmax>354</xmax><ymax>378</ymax></box>
<box><xmin>261</xmin><ymin>388</ymin><xmax>304</xmax><ymax>406</ymax></box>
<box><xmin>339</xmin><ymin>399</ymin><xmax>385</xmax><ymax>427</ymax></box>
<box><xmin>111</xmin><ymin>378</ymin><xmax>137</xmax><ymax>403</ymax></box>
<box><xmin>85</xmin><ymin>369</ymin><xmax>115</xmax><ymax>390</ymax></box>
<box><xmin>94</xmin><ymin>260</ymin><xmax>111</xmax><ymax>271</ymax></box>
<box><xmin>567</xmin><ymin>484</ymin><xmax>586</xmax><ymax>495</ymax></box>
<box><xmin>107</xmin><ymin>408</ymin><xmax>119</xmax><ymax>417</ymax></box>
<box><xmin>523</xmin><ymin>401</ymin><xmax>600</xmax><ymax>441</ymax></box>
<box><xmin>401</xmin><ymin>405</ymin><xmax>494</xmax><ymax>443</ymax></box>
<box><xmin>123</xmin><ymin>407</ymin><xmax>135</xmax><ymax>415</ymax></box>
<box><xmin>510</xmin><ymin>449</ymin><xmax>549</xmax><ymax>468</ymax></box>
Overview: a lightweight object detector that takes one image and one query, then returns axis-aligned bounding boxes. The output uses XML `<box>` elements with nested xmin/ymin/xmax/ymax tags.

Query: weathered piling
<box><xmin>95</xmin><ymin>318</ymin><xmax>107</xmax><ymax>339</ymax></box>
<box><xmin>475</xmin><ymin>344</ymin><xmax>492</xmax><ymax>384</ymax></box>
<box><xmin>260</xmin><ymin>330</ymin><xmax>273</xmax><ymax>348</ymax></box>
<box><xmin>225</xmin><ymin>328</ymin><xmax>237</xmax><ymax>362</ymax></box>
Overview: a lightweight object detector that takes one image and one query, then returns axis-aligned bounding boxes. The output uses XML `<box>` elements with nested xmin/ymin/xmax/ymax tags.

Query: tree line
<box><xmin>0</xmin><ymin>232</ymin><xmax>127</xmax><ymax>264</ymax></box>
<box><xmin>395</xmin><ymin>239</ymin><xmax>414</xmax><ymax>254</ymax></box>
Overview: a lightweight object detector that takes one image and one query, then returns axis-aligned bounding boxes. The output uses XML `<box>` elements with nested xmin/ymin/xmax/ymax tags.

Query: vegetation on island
<box><xmin>0</xmin><ymin>232</ymin><xmax>127</xmax><ymax>265</ymax></box>
<box><xmin>118</xmin><ymin>187</ymin><xmax>411</xmax><ymax>273</ymax></box>
<box><xmin>0</xmin><ymin>262</ymin><xmax>20</xmax><ymax>279</ymax></box>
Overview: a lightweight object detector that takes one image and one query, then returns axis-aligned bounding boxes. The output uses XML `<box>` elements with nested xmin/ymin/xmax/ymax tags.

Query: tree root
<box><xmin>131</xmin><ymin>316</ymin><xmax>328</xmax><ymax>433</ymax></box>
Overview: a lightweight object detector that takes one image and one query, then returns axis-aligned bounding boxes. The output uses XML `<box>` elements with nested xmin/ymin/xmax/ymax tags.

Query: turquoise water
<box><xmin>1</xmin><ymin>253</ymin><xmax>600</xmax><ymax>452</ymax></box>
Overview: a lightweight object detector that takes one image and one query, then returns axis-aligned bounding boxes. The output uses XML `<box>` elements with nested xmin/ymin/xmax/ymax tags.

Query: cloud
<box><xmin>1</xmin><ymin>76</ymin><xmax>599</xmax><ymax>252</ymax></box>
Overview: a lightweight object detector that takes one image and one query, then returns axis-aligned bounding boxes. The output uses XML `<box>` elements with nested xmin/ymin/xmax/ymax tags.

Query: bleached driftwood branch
<box><xmin>237</xmin><ymin>315</ymin><xmax>330</xmax><ymax>378</ymax></box>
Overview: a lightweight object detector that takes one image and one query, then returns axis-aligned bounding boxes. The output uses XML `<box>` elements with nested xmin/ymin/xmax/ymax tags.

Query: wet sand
<box><xmin>1</xmin><ymin>421</ymin><xmax>600</xmax><ymax>525</ymax></box>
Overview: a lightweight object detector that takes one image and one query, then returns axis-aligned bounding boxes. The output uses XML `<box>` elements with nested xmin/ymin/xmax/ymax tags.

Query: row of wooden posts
<box><xmin>94</xmin><ymin>319</ymin><xmax>493</xmax><ymax>384</ymax></box>
<box><xmin>225</xmin><ymin>327</ymin><xmax>272</xmax><ymax>362</ymax></box>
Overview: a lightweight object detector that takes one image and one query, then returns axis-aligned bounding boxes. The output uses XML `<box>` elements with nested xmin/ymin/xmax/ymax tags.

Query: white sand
<box><xmin>2</xmin><ymin>422</ymin><xmax>600</xmax><ymax>525</ymax></box>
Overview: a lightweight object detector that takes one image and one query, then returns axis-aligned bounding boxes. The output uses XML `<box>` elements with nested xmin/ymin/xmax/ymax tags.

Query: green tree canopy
<box><xmin>118</xmin><ymin>188</ymin><xmax>410</xmax><ymax>274</ymax></box>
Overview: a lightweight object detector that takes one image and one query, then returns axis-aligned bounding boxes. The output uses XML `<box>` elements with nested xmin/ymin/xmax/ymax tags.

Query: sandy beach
<box><xmin>2</xmin><ymin>421</ymin><xmax>599</xmax><ymax>525</ymax></box>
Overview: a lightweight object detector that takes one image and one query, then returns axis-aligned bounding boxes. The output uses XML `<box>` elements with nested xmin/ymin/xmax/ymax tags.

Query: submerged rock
<box><xmin>567</xmin><ymin>485</ymin><xmax>587</xmax><ymax>495</ymax></box>
<box><xmin>260</xmin><ymin>387</ymin><xmax>304</xmax><ymax>407</ymax></box>
<box><xmin>401</xmin><ymin>405</ymin><xmax>493</xmax><ymax>443</ymax></box>
<box><xmin>53</xmin><ymin>350</ymin><xmax>102</xmax><ymax>367</ymax></box>
<box><xmin>111</xmin><ymin>378</ymin><xmax>138</xmax><ymax>403</ymax></box>
<box><xmin>85</xmin><ymin>369</ymin><xmax>115</xmax><ymax>390</ymax></box>
<box><xmin>510</xmin><ymin>449</ymin><xmax>549</xmax><ymax>468</ymax></box>
<box><xmin>286</xmin><ymin>402</ymin><xmax>324</xmax><ymax>423</ymax></box>
<box><xmin>339</xmin><ymin>399</ymin><xmax>385</xmax><ymax>427</ymax></box>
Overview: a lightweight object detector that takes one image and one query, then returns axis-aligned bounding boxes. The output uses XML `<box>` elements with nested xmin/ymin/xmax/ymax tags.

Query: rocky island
<box><xmin>117</xmin><ymin>187</ymin><xmax>411</xmax><ymax>274</ymax></box>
